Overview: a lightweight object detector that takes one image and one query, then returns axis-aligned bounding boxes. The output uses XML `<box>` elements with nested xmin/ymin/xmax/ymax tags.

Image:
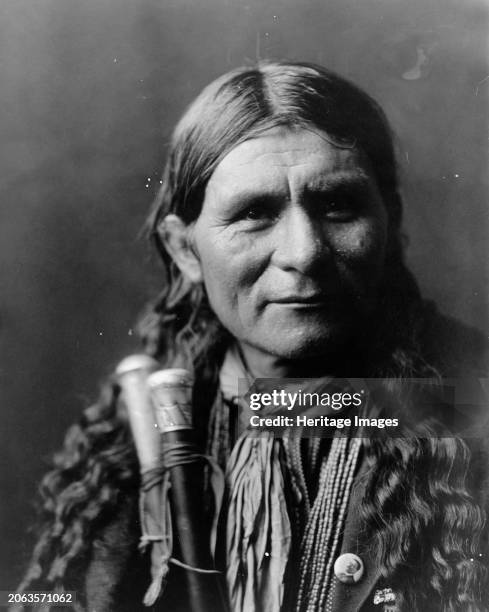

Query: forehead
<box><xmin>204</xmin><ymin>126</ymin><xmax>372</xmax><ymax>202</ymax></box>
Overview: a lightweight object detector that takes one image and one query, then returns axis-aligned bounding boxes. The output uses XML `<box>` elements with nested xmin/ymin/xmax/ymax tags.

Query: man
<box><xmin>17</xmin><ymin>61</ymin><xmax>489</xmax><ymax>612</ymax></box>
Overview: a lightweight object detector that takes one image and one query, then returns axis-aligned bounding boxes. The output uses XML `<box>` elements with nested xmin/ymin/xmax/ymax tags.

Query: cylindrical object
<box><xmin>147</xmin><ymin>369</ymin><xmax>228</xmax><ymax>612</ymax></box>
<box><xmin>148</xmin><ymin>369</ymin><xmax>193</xmax><ymax>432</ymax></box>
<box><xmin>116</xmin><ymin>354</ymin><xmax>159</xmax><ymax>472</ymax></box>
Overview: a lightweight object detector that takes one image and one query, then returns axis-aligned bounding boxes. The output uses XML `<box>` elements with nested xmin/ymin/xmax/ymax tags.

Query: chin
<box><xmin>256</xmin><ymin>324</ymin><xmax>354</xmax><ymax>362</ymax></box>
<box><xmin>256</xmin><ymin>304</ymin><xmax>370</xmax><ymax>360</ymax></box>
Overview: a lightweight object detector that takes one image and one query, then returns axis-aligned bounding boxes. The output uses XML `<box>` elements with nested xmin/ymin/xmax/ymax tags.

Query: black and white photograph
<box><xmin>1</xmin><ymin>1</ymin><xmax>488</xmax><ymax>611</ymax></box>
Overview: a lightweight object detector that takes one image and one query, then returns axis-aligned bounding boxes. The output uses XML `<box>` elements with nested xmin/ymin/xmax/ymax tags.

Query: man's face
<box><xmin>191</xmin><ymin>127</ymin><xmax>389</xmax><ymax>362</ymax></box>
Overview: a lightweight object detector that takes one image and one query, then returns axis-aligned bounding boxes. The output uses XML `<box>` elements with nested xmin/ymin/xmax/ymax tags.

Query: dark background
<box><xmin>1</xmin><ymin>0</ymin><xmax>488</xmax><ymax>591</ymax></box>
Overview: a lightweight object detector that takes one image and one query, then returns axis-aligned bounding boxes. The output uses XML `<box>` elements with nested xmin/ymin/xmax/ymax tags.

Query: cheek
<box><xmin>194</xmin><ymin>230</ymin><xmax>264</xmax><ymax>306</ymax></box>
<box><xmin>330</xmin><ymin>222</ymin><xmax>387</xmax><ymax>273</ymax></box>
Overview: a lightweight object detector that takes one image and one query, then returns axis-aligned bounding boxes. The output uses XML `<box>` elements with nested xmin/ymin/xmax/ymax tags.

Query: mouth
<box><xmin>270</xmin><ymin>294</ymin><xmax>331</xmax><ymax>307</ymax></box>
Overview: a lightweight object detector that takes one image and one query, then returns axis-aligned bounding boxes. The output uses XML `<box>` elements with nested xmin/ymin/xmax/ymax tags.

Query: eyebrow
<box><xmin>217</xmin><ymin>170</ymin><xmax>373</xmax><ymax>209</ymax></box>
<box><xmin>303</xmin><ymin>170</ymin><xmax>372</xmax><ymax>193</ymax></box>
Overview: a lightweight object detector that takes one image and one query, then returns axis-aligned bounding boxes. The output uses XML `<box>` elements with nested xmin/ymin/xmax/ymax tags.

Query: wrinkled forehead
<box><xmin>203</xmin><ymin>126</ymin><xmax>376</xmax><ymax>205</ymax></box>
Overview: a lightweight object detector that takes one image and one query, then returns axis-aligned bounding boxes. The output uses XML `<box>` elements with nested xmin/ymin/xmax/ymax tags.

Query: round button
<box><xmin>334</xmin><ymin>553</ymin><xmax>364</xmax><ymax>584</ymax></box>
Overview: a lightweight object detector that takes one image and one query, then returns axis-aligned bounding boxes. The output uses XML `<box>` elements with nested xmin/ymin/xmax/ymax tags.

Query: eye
<box><xmin>323</xmin><ymin>195</ymin><xmax>361</xmax><ymax>221</ymax></box>
<box><xmin>244</xmin><ymin>206</ymin><xmax>273</xmax><ymax>220</ymax></box>
<box><xmin>235</xmin><ymin>200</ymin><xmax>280</xmax><ymax>226</ymax></box>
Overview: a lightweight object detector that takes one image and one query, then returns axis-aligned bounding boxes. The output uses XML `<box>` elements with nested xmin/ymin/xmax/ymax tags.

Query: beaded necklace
<box><xmin>295</xmin><ymin>434</ymin><xmax>362</xmax><ymax>612</ymax></box>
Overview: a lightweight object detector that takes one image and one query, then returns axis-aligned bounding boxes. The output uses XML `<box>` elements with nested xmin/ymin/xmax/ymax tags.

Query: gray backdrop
<box><xmin>1</xmin><ymin>0</ymin><xmax>488</xmax><ymax>591</ymax></box>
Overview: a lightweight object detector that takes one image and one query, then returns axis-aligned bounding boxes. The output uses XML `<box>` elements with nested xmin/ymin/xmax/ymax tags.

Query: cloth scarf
<box><xmin>219</xmin><ymin>347</ymin><xmax>291</xmax><ymax>612</ymax></box>
<box><xmin>226</xmin><ymin>432</ymin><xmax>291</xmax><ymax>612</ymax></box>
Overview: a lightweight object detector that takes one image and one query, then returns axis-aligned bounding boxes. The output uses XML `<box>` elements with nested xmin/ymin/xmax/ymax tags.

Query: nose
<box><xmin>271</xmin><ymin>206</ymin><xmax>330</xmax><ymax>274</ymax></box>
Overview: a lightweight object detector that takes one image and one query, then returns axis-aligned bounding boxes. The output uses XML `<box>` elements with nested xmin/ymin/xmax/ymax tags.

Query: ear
<box><xmin>157</xmin><ymin>214</ymin><xmax>203</xmax><ymax>283</ymax></box>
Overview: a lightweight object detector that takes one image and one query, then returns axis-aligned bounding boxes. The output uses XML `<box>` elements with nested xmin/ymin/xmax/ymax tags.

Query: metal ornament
<box><xmin>333</xmin><ymin>552</ymin><xmax>364</xmax><ymax>584</ymax></box>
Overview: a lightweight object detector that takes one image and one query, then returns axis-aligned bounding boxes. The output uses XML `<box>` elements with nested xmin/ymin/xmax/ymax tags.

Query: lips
<box><xmin>269</xmin><ymin>292</ymin><xmax>335</xmax><ymax>306</ymax></box>
<box><xmin>272</xmin><ymin>295</ymin><xmax>328</xmax><ymax>304</ymax></box>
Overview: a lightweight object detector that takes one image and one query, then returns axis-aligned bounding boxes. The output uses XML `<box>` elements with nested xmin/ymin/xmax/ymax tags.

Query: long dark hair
<box><xmin>18</xmin><ymin>61</ymin><xmax>487</xmax><ymax>610</ymax></box>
